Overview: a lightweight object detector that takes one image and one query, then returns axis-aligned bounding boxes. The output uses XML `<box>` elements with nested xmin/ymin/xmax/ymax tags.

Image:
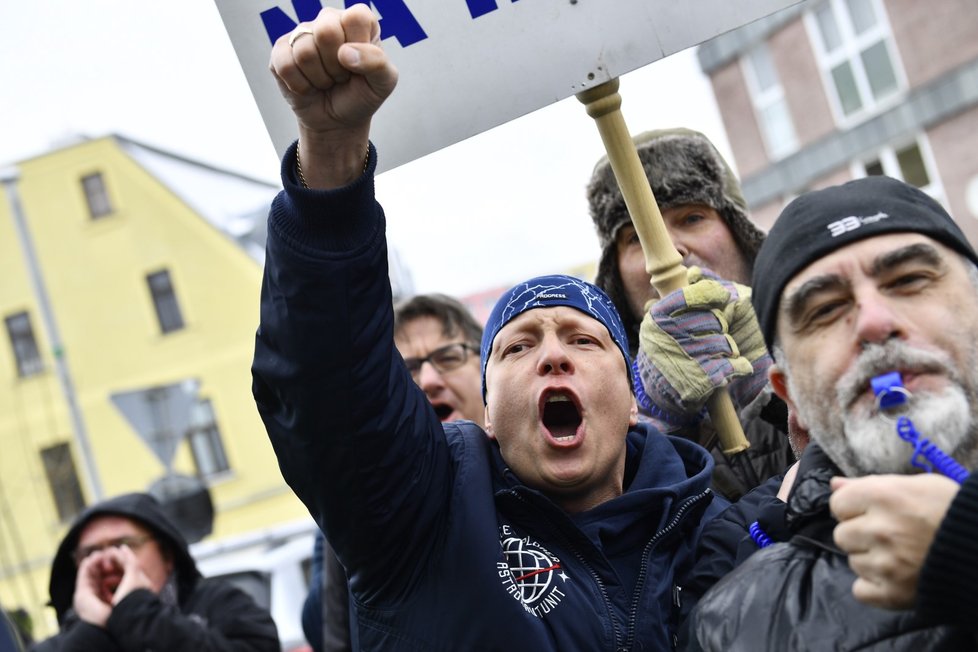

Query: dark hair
<box><xmin>394</xmin><ymin>294</ymin><xmax>483</xmax><ymax>345</ymax></box>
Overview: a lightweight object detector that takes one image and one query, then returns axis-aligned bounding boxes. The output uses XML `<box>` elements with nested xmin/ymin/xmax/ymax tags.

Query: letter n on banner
<box><xmin>466</xmin><ymin>0</ymin><xmax>519</xmax><ymax>20</ymax></box>
<box><xmin>260</xmin><ymin>0</ymin><xmax>427</xmax><ymax>47</ymax></box>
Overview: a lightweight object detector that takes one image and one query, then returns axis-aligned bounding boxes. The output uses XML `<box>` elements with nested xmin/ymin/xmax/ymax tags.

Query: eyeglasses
<box><xmin>403</xmin><ymin>343</ymin><xmax>478</xmax><ymax>379</ymax></box>
<box><xmin>73</xmin><ymin>534</ymin><xmax>153</xmax><ymax>565</ymax></box>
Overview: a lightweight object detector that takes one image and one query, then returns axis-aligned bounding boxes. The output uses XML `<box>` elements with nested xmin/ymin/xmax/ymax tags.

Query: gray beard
<box><xmin>837</xmin><ymin>388</ymin><xmax>971</xmax><ymax>475</ymax></box>
<box><xmin>788</xmin><ymin>341</ymin><xmax>978</xmax><ymax>476</ymax></box>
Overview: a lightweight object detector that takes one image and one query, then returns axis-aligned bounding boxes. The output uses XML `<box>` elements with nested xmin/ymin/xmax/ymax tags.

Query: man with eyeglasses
<box><xmin>33</xmin><ymin>492</ymin><xmax>279</xmax><ymax>652</ymax></box>
<box><xmin>394</xmin><ymin>293</ymin><xmax>486</xmax><ymax>427</ymax></box>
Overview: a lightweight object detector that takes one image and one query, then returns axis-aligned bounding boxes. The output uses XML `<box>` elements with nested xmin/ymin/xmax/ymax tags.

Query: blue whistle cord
<box><xmin>751</xmin><ymin>371</ymin><xmax>972</xmax><ymax>550</ymax></box>
<box><xmin>896</xmin><ymin>416</ymin><xmax>970</xmax><ymax>484</ymax></box>
<box><xmin>749</xmin><ymin>520</ymin><xmax>773</xmax><ymax>549</ymax></box>
<box><xmin>872</xmin><ymin>371</ymin><xmax>970</xmax><ymax>485</ymax></box>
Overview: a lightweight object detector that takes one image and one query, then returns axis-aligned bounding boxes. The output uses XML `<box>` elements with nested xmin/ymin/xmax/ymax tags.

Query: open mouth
<box><xmin>542</xmin><ymin>392</ymin><xmax>582</xmax><ymax>442</ymax></box>
<box><xmin>432</xmin><ymin>403</ymin><xmax>454</xmax><ymax>421</ymax></box>
<box><xmin>101</xmin><ymin>575</ymin><xmax>122</xmax><ymax>600</ymax></box>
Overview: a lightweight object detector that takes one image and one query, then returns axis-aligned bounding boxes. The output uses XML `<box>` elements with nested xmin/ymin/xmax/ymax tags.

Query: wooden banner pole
<box><xmin>577</xmin><ymin>79</ymin><xmax>749</xmax><ymax>455</ymax></box>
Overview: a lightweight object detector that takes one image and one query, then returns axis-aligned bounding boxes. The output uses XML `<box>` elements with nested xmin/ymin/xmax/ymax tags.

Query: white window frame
<box><xmin>742</xmin><ymin>42</ymin><xmax>798</xmax><ymax>160</ymax></box>
<box><xmin>804</xmin><ymin>0</ymin><xmax>907</xmax><ymax>127</ymax></box>
<box><xmin>850</xmin><ymin>134</ymin><xmax>946</xmax><ymax>204</ymax></box>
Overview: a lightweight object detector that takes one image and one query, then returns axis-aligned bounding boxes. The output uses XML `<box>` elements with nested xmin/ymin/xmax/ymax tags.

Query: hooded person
<box><xmin>587</xmin><ymin>128</ymin><xmax>795</xmax><ymax>501</ymax></box>
<box><xmin>32</xmin><ymin>492</ymin><xmax>279</xmax><ymax>652</ymax></box>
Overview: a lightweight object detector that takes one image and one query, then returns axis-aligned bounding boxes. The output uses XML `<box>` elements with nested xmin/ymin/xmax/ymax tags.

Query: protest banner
<box><xmin>216</xmin><ymin>0</ymin><xmax>802</xmax><ymax>450</ymax></box>
<box><xmin>215</xmin><ymin>0</ymin><xmax>801</xmax><ymax>172</ymax></box>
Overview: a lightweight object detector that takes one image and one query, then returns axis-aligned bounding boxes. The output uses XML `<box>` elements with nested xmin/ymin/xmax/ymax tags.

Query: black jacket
<box><xmin>917</xmin><ymin>470</ymin><xmax>978</xmax><ymax>628</ymax></box>
<box><xmin>686</xmin><ymin>445</ymin><xmax>976</xmax><ymax>651</ymax></box>
<box><xmin>32</xmin><ymin>493</ymin><xmax>279</xmax><ymax>652</ymax></box>
<box><xmin>679</xmin><ymin>390</ymin><xmax>793</xmax><ymax>502</ymax></box>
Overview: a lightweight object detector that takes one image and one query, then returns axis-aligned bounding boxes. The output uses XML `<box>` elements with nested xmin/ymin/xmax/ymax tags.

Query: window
<box><xmin>188</xmin><ymin>399</ymin><xmax>230</xmax><ymax>478</ymax></box>
<box><xmin>146</xmin><ymin>269</ymin><xmax>185</xmax><ymax>334</ymax></box>
<box><xmin>5</xmin><ymin>311</ymin><xmax>43</xmax><ymax>377</ymax></box>
<box><xmin>743</xmin><ymin>43</ymin><xmax>798</xmax><ymax>159</ymax></box>
<box><xmin>856</xmin><ymin>138</ymin><xmax>944</xmax><ymax>201</ymax></box>
<box><xmin>808</xmin><ymin>0</ymin><xmax>902</xmax><ymax>121</ymax></box>
<box><xmin>81</xmin><ymin>172</ymin><xmax>112</xmax><ymax>219</ymax></box>
<box><xmin>41</xmin><ymin>443</ymin><xmax>86</xmax><ymax>522</ymax></box>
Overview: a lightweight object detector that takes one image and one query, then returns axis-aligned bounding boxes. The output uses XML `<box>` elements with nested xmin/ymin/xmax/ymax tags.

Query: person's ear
<box><xmin>628</xmin><ymin>396</ymin><xmax>638</xmax><ymax>428</ymax></box>
<box><xmin>484</xmin><ymin>405</ymin><xmax>496</xmax><ymax>440</ymax></box>
<box><xmin>769</xmin><ymin>364</ymin><xmax>806</xmax><ymax>430</ymax></box>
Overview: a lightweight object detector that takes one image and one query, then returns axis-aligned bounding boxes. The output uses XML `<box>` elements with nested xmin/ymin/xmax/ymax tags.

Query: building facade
<box><xmin>0</xmin><ymin>135</ymin><xmax>412</xmax><ymax>637</ymax></box>
<box><xmin>698</xmin><ymin>0</ymin><xmax>978</xmax><ymax>238</ymax></box>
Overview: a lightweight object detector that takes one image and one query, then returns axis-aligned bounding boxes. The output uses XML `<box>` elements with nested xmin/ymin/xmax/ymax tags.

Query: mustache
<box><xmin>836</xmin><ymin>340</ymin><xmax>957</xmax><ymax>409</ymax></box>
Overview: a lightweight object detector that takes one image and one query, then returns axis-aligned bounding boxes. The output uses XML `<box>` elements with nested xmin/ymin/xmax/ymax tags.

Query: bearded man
<box><xmin>687</xmin><ymin>175</ymin><xmax>978</xmax><ymax>651</ymax></box>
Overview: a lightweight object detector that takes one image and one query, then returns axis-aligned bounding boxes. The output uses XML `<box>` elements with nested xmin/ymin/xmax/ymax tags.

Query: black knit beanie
<box><xmin>587</xmin><ymin>128</ymin><xmax>766</xmax><ymax>352</ymax></box>
<box><xmin>752</xmin><ymin>175</ymin><xmax>978</xmax><ymax>349</ymax></box>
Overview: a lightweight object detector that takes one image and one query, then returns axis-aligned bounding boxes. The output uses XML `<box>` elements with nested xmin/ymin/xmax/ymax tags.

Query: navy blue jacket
<box><xmin>252</xmin><ymin>144</ymin><xmax>726</xmax><ymax>651</ymax></box>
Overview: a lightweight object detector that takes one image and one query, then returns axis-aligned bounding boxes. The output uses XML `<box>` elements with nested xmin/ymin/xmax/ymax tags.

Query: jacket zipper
<box><xmin>622</xmin><ymin>488</ymin><xmax>713</xmax><ymax>652</ymax></box>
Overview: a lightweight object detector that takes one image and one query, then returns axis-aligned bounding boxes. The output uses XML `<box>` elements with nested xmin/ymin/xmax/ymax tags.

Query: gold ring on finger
<box><xmin>289</xmin><ymin>28</ymin><xmax>314</xmax><ymax>48</ymax></box>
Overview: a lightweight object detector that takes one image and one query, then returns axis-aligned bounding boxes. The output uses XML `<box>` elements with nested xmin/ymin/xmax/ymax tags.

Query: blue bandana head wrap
<box><xmin>480</xmin><ymin>275</ymin><xmax>631</xmax><ymax>402</ymax></box>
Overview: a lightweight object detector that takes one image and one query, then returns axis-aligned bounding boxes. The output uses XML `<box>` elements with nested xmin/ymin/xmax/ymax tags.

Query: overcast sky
<box><xmin>2</xmin><ymin>1</ymin><xmax>735</xmax><ymax>297</ymax></box>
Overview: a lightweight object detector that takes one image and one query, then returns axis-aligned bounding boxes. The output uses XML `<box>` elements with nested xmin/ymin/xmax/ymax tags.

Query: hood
<box><xmin>570</xmin><ymin>423</ymin><xmax>717</xmax><ymax>554</ymax></box>
<box><xmin>47</xmin><ymin>492</ymin><xmax>201</xmax><ymax>624</ymax></box>
<box><xmin>587</xmin><ymin>128</ymin><xmax>766</xmax><ymax>353</ymax></box>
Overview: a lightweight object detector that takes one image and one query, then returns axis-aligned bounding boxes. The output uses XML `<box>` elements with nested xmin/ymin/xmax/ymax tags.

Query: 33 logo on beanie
<box><xmin>827</xmin><ymin>211</ymin><xmax>890</xmax><ymax>237</ymax></box>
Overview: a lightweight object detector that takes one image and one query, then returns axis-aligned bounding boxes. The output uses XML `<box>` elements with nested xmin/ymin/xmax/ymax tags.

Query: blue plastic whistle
<box><xmin>871</xmin><ymin>371</ymin><xmax>909</xmax><ymax>411</ymax></box>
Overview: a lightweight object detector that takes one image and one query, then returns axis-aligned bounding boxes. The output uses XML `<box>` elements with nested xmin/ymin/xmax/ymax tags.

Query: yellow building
<box><xmin>0</xmin><ymin>135</ymin><xmax>342</xmax><ymax>638</ymax></box>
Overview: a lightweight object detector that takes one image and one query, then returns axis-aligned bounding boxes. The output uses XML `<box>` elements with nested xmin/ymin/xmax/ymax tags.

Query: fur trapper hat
<box><xmin>586</xmin><ymin>127</ymin><xmax>766</xmax><ymax>352</ymax></box>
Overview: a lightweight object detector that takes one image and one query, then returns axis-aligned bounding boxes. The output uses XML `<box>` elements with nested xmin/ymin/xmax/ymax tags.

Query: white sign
<box><xmin>215</xmin><ymin>0</ymin><xmax>801</xmax><ymax>173</ymax></box>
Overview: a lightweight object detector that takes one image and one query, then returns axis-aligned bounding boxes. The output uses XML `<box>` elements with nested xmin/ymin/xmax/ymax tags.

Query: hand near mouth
<box><xmin>73</xmin><ymin>551</ymin><xmax>115</xmax><ymax>628</ymax></box>
<box><xmin>73</xmin><ymin>544</ymin><xmax>156</xmax><ymax>627</ymax></box>
<box><xmin>106</xmin><ymin>545</ymin><xmax>154</xmax><ymax>605</ymax></box>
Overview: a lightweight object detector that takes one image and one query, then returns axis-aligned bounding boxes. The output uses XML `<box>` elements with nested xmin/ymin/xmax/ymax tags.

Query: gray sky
<box><xmin>2</xmin><ymin>1</ymin><xmax>734</xmax><ymax>297</ymax></box>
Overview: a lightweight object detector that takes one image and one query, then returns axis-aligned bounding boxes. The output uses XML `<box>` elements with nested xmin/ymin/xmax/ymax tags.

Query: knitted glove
<box><xmin>635</xmin><ymin>266</ymin><xmax>772</xmax><ymax>421</ymax></box>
